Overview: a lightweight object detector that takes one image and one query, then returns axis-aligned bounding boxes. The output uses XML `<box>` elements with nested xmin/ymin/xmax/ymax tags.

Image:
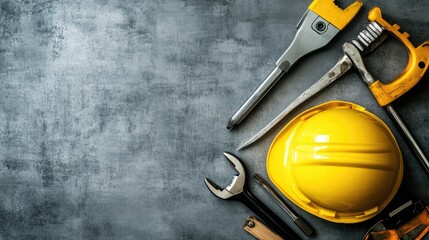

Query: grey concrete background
<box><xmin>0</xmin><ymin>0</ymin><xmax>428</xmax><ymax>239</ymax></box>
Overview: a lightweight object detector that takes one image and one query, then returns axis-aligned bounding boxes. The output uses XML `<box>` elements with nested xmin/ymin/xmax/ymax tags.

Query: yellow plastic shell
<box><xmin>367</xmin><ymin>7</ymin><xmax>429</xmax><ymax>106</ymax></box>
<box><xmin>308</xmin><ymin>0</ymin><xmax>363</xmax><ymax>30</ymax></box>
<box><xmin>267</xmin><ymin>101</ymin><xmax>403</xmax><ymax>224</ymax></box>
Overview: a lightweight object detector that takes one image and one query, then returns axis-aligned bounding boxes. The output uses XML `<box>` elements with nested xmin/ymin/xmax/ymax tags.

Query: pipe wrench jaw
<box><xmin>308</xmin><ymin>0</ymin><xmax>363</xmax><ymax>30</ymax></box>
<box><xmin>205</xmin><ymin>178</ymin><xmax>235</xmax><ymax>199</ymax></box>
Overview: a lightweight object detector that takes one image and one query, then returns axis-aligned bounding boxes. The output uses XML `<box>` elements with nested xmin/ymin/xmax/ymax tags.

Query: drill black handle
<box><xmin>237</xmin><ymin>189</ymin><xmax>302</xmax><ymax>240</ymax></box>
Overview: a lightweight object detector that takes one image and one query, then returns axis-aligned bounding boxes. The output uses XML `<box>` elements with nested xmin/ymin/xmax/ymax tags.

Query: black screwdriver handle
<box><xmin>237</xmin><ymin>189</ymin><xmax>302</xmax><ymax>240</ymax></box>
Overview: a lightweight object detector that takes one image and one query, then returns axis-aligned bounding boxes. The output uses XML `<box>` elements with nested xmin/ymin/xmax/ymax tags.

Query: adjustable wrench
<box><xmin>226</xmin><ymin>0</ymin><xmax>362</xmax><ymax>129</ymax></box>
<box><xmin>204</xmin><ymin>152</ymin><xmax>301</xmax><ymax>240</ymax></box>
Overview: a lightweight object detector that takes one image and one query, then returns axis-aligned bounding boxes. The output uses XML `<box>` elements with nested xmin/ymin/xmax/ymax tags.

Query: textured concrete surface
<box><xmin>0</xmin><ymin>0</ymin><xmax>428</xmax><ymax>239</ymax></box>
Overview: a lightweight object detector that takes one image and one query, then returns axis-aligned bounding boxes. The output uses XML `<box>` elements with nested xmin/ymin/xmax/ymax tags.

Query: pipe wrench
<box><xmin>239</xmin><ymin>7</ymin><xmax>429</xmax><ymax>175</ymax></box>
<box><xmin>226</xmin><ymin>0</ymin><xmax>363</xmax><ymax>129</ymax></box>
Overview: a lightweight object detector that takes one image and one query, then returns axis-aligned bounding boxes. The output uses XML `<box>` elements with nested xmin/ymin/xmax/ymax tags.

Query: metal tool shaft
<box><xmin>385</xmin><ymin>105</ymin><xmax>429</xmax><ymax>174</ymax></box>
<box><xmin>254</xmin><ymin>174</ymin><xmax>297</xmax><ymax>220</ymax></box>
<box><xmin>227</xmin><ymin>67</ymin><xmax>284</xmax><ymax>129</ymax></box>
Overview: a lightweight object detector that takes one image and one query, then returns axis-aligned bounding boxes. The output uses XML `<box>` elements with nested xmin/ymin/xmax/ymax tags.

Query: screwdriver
<box><xmin>254</xmin><ymin>173</ymin><xmax>314</xmax><ymax>236</ymax></box>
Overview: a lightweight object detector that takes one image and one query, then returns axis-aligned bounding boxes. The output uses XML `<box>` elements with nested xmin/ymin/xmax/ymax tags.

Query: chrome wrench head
<box><xmin>204</xmin><ymin>152</ymin><xmax>246</xmax><ymax>200</ymax></box>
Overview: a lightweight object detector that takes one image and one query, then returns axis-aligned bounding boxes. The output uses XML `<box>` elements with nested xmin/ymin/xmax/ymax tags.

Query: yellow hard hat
<box><xmin>267</xmin><ymin>101</ymin><xmax>403</xmax><ymax>224</ymax></box>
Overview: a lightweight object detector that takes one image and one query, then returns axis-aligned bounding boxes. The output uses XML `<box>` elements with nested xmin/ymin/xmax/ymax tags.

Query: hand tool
<box><xmin>226</xmin><ymin>0</ymin><xmax>363</xmax><ymax>130</ymax></box>
<box><xmin>253</xmin><ymin>173</ymin><xmax>314</xmax><ymax>236</ymax></box>
<box><xmin>243</xmin><ymin>215</ymin><xmax>284</xmax><ymax>240</ymax></box>
<box><xmin>204</xmin><ymin>152</ymin><xmax>302</xmax><ymax>240</ymax></box>
<box><xmin>343</xmin><ymin>39</ymin><xmax>429</xmax><ymax>175</ymax></box>
<box><xmin>237</xmin><ymin>7</ymin><xmax>426</xmax><ymax>151</ymax></box>
<box><xmin>362</xmin><ymin>200</ymin><xmax>429</xmax><ymax>240</ymax></box>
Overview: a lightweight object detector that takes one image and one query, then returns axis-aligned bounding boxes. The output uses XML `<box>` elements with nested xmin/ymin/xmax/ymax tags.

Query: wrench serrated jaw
<box><xmin>204</xmin><ymin>178</ymin><xmax>234</xmax><ymax>199</ymax></box>
<box><xmin>223</xmin><ymin>152</ymin><xmax>246</xmax><ymax>178</ymax></box>
<box><xmin>308</xmin><ymin>0</ymin><xmax>363</xmax><ymax>30</ymax></box>
<box><xmin>204</xmin><ymin>153</ymin><xmax>247</xmax><ymax>200</ymax></box>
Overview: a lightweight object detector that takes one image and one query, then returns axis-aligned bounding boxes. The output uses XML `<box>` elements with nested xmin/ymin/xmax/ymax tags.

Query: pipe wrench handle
<box><xmin>367</xmin><ymin>7</ymin><xmax>429</xmax><ymax>106</ymax></box>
